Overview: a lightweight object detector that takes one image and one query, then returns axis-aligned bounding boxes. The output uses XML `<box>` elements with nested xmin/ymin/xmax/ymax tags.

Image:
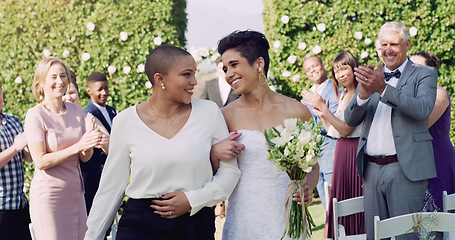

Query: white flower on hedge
<box><xmin>81</xmin><ymin>53</ymin><xmax>90</xmax><ymax>62</ymax></box>
<box><xmin>145</xmin><ymin>81</ymin><xmax>152</xmax><ymax>89</ymax></box>
<box><xmin>108</xmin><ymin>66</ymin><xmax>116</xmax><ymax>74</ymax></box>
<box><xmin>312</xmin><ymin>45</ymin><xmax>322</xmax><ymax>54</ymax></box>
<box><xmin>198</xmin><ymin>47</ymin><xmax>209</xmax><ymax>57</ymax></box>
<box><xmin>137</xmin><ymin>64</ymin><xmax>145</xmax><ymax>73</ymax></box>
<box><xmin>354</xmin><ymin>31</ymin><xmax>363</xmax><ymax>40</ymax></box>
<box><xmin>287</xmin><ymin>55</ymin><xmax>297</xmax><ymax>64</ymax></box>
<box><xmin>87</xmin><ymin>22</ymin><xmax>95</xmax><ymax>31</ymax></box>
<box><xmin>15</xmin><ymin>76</ymin><xmax>22</xmax><ymax>84</ymax></box>
<box><xmin>364</xmin><ymin>38</ymin><xmax>372</xmax><ymax>45</ymax></box>
<box><xmin>409</xmin><ymin>27</ymin><xmax>418</xmax><ymax>37</ymax></box>
<box><xmin>282</xmin><ymin>71</ymin><xmax>291</xmax><ymax>77</ymax></box>
<box><xmin>123</xmin><ymin>66</ymin><xmax>131</xmax><ymax>75</ymax></box>
<box><xmin>273</xmin><ymin>40</ymin><xmax>281</xmax><ymax>49</ymax></box>
<box><xmin>120</xmin><ymin>32</ymin><xmax>128</xmax><ymax>41</ymax></box>
<box><xmin>43</xmin><ymin>49</ymin><xmax>51</xmax><ymax>57</ymax></box>
<box><xmin>316</xmin><ymin>23</ymin><xmax>326</xmax><ymax>32</ymax></box>
<box><xmin>292</xmin><ymin>74</ymin><xmax>300</xmax><ymax>82</ymax></box>
<box><xmin>360</xmin><ymin>51</ymin><xmax>368</xmax><ymax>59</ymax></box>
<box><xmin>298</xmin><ymin>42</ymin><xmax>307</xmax><ymax>50</ymax></box>
<box><xmin>281</xmin><ymin>15</ymin><xmax>289</xmax><ymax>24</ymax></box>
<box><xmin>62</xmin><ymin>50</ymin><xmax>70</xmax><ymax>58</ymax></box>
<box><xmin>154</xmin><ymin>37</ymin><xmax>162</xmax><ymax>45</ymax></box>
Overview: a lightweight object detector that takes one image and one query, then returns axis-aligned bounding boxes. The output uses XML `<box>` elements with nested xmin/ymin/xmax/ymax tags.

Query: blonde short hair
<box><xmin>32</xmin><ymin>57</ymin><xmax>70</xmax><ymax>101</ymax></box>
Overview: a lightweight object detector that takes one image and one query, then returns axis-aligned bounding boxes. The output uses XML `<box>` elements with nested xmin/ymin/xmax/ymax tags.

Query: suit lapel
<box><xmin>88</xmin><ymin>101</ymin><xmax>112</xmax><ymax>133</ymax></box>
<box><xmin>395</xmin><ymin>60</ymin><xmax>415</xmax><ymax>91</ymax></box>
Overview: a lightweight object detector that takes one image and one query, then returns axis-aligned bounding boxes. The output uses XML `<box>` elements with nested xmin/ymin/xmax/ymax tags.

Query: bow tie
<box><xmin>384</xmin><ymin>70</ymin><xmax>401</xmax><ymax>82</ymax></box>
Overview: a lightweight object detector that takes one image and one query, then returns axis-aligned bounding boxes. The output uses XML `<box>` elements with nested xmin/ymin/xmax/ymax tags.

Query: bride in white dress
<box><xmin>213</xmin><ymin>30</ymin><xmax>320</xmax><ymax>240</ymax></box>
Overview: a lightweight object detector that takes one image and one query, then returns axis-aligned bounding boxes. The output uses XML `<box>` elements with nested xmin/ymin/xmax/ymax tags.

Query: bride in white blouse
<box><xmin>84</xmin><ymin>46</ymin><xmax>241</xmax><ymax>240</ymax></box>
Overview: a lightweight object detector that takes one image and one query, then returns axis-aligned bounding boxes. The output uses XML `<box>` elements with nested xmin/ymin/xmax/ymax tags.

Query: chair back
<box><xmin>442</xmin><ymin>191</ymin><xmax>455</xmax><ymax>240</ymax></box>
<box><xmin>374</xmin><ymin>212</ymin><xmax>455</xmax><ymax>240</ymax></box>
<box><xmin>333</xmin><ymin>196</ymin><xmax>366</xmax><ymax>240</ymax></box>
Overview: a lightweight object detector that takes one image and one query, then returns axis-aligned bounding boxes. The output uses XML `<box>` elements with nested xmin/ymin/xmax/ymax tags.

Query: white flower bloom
<box><xmin>364</xmin><ymin>38</ymin><xmax>372</xmax><ymax>45</ymax></box>
<box><xmin>43</xmin><ymin>49</ymin><xmax>51</xmax><ymax>57</ymax></box>
<box><xmin>360</xmin><ymin>51</ymin><xmax>369</xmax><ymax>59</ymax></box>
<box><xmin>271</xmin><ymin>130</ymin><xmax>294</xmax><ymax>147</ymax></box>
<box><xmin>312</xmin><ymin>45</ymin><xmax>322</xmax><ymax>54</ymax></box>
<box><xmin>273</xmin><ymin>40</ymin><xmax>281</xmax><ymax>49</ymax></box>
<box><xmin>298</xmin><ymin>42</ymin><xmax>307</xmax><ymax>50</ymax></box>
<box><xmin>154</xmin><ymin>37</ymin><xmax>162</xmax><ymax>45</ymax></box>
<box><xmin>15</xmin><ymin>76</ymin><xmax>22</xmax><ymax>84</ymax></box>
<box><xmin>108</xmin><ymin>66</ymin><xmax>116</xmax><ymax>74</ymax></box>
<box><xmin>123</xmin><ymin>66</ymin><xmax>131</xmax><ymax>75</ymax></box>
<box><xmin>81</xmin><ymin>53</ymin><xmax>90</xmax><ymax>62</ymax></box>
<box><xmin>298</xmin><ymin>131</ymin><xmax>311</xmax><ymax>145</ymax></box>
<box><xmin>120</xmin><ymin>32</ymin><xmax>128</xmax><ymax>41</ymax></box>
<box><xmin>137</xmin><ymin>64</ymin><xmax>145</xmax><ymax>73</ymax></box>
<box><xmin>86</xmin><ymin>22</ymin><xmax>95</xmax><ymax>31</ymax></box>
<box><xmin>354</xmin><ymin>31</ymin><xmax>363</xmax><ymax>40</ymax></box>
<box><xmin>283</xmin><ymin>118</ymin><xmax>298</xmax><ymax>134</ymax></box>
<box><xmin>282</xmin><ymin>71</ymin><xmax>291</xmax><ymax>77</ymax></box>
<box><xmin>197</xmin><ymin>47</ymin><xmax>209</xmax><ymax>57</ymax></box>
<box><xmin>287</xmin><ymin>55</ymin><xmax>297</xmax><ymax>64</ymax></box>
<box><xmin>409</xmin><ymin>27</ymin><xmax>418</xmax><ymax>37</ymax></box>
<box><xmin>62</xmin><ymin>49</ymin><xmax>70</xmax><ymax>58</ymax></box>
<box><xmin>316</xmin><ymin>23</ymin><xmax>326</xmax><ymax>32</ymax></box>
<box><xmin>292</xmin><ymin>74</ymin><xmax>300</xmax><ymax>82</ymax></box>
<box><xmin>281</xmin><ymin>15</ymin><xmax>289</xmax><ymax>24</ymax></box>
<box><xmin>145</xmin><ymin>81</ymin><xmax>152</xmax><ymax>89</ymax></box>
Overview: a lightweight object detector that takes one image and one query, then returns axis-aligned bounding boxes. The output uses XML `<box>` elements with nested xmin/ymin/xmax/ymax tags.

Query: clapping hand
<box><xmin>354</xmin><ymin>62</ymin><xmax>387</xmax><ymax>99</ymax></box>
<box><xmin>301</xmin><ymin>90</ymin><xmax>326</xmax><ymax>112</ymax></box>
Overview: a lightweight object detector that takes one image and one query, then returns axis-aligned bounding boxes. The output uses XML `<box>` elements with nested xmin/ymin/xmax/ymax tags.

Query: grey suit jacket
<box><xmin>345</xmin><ymin>60</ymin><xmax>438</xmax><ymax>181</ymax></box>
<box><xmin>200</xmin><ymin>79</ymin><xmax>239</xmax><ymax>108</ymax></box>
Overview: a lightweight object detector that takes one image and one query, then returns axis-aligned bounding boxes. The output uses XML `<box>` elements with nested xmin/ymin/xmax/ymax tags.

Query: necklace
<box><xmin>147</xmin><ymin>99</ymin><xmax>183</xmax><ymax>125</ymax></box>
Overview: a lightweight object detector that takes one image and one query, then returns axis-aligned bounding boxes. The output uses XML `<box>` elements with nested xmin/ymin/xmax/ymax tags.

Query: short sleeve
<box><xmin>24</xmin><ymin>106</ymin><xmax>45</xmax><ymax>143</ymax></box>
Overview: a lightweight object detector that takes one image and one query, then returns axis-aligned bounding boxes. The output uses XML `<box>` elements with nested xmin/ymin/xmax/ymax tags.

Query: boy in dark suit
<box><xmin>82</xmin><ymin>72</ymin><xmax>117</xmax><ymax>214</ymax></box>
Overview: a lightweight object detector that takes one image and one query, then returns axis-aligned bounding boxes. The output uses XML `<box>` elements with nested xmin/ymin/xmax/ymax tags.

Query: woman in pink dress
<box><xmin>25</xmin><ymin>57</ymin><xmax>101</xmax><ymax>240</ymax></box>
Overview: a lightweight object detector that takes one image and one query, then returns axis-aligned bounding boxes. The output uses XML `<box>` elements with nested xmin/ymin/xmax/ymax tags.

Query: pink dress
<box><xmin>25</xmin><ymin>102</ymin><xmax>87</xmax><ymax>240</ymax></box>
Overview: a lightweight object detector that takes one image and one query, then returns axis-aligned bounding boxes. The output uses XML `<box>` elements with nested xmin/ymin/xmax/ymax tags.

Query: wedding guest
<box><xmin>302</xmin><ymin>55</ymin><xmax>340</xmax><ymax>211</ymax></box>
<box><xmin>25</xmin><ymin>57</ymin><xmax>101</xmax><ymax>240</ymax></box>
<box><xmin>215</xmin><ymin>30</ymin><xmax>319</xmax><ymax>240</ymax></box>
<box><xmin>62</xmin><ymin>70</ymin><xmax>80</xmax><ymax>104</ymax></box>
<box><xmin>0</xmin><ymin>81</ymin><xmax>32</xmax><ymax>240</ymax></box>
<box><xmin>302</xmin><ymin>51</ymin><xmax>365</xmax><ymax>238</ymax></box>
<box><xmin>81</xmin><ymin>72</ymin><xmax>117</xmax><ymax>215</ymax></box>
<box><xmin>84</xmin><ymin>45</ymin><xmax>241</xmax><ymax>240</ymax></box>
<box><xmin>410</xmin><ymin>52</ymin><xmax>455</xmax><ymax>212</ymax></box>
<box><xmin>345</xmin><ymin>22</ymin><xmax>437</xmax><ymax>239</ymax></box>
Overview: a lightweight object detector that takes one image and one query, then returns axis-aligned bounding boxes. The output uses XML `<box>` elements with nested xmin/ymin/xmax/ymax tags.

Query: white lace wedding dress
<box><xmin>222</xmin><ymin>130</ymin><xmax>294</xmax><ymax>240</ymax></box>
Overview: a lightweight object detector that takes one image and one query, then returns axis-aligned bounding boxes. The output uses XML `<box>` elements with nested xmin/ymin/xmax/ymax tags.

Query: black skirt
<box><xmin>116</xmin><ymin>198</ymin><xmax>215</xmax><ymax>240</ymax></box>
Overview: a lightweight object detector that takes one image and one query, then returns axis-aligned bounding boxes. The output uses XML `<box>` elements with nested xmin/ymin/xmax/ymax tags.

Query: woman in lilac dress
<box><xmin>302</xmin><ymin>51</ymin><xmax>365</xmax><ymax>238</ymax></box>
<box><xmin>411</xmin><ymin>52</ymin><xmax>455</xmax><ymax>212</ymax></box>
<box><xmin>25</xmin><ymin>57</ymin><xmax>101</xmax><ymax>240</ymax></box>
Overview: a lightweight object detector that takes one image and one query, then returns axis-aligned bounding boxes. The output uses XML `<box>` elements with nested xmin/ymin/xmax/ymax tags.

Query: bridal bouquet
<box><xmin>264</xmin><ymin>118</ymin><xmax>325</xmax><ymax>239</ymax></box>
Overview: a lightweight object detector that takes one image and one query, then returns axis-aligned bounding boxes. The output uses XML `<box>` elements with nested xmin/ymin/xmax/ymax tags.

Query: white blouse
<box><xmin>84</xmin><ymin>99</ymin><xmax>241</xmax><ymax>240</ymax></box>
<box><xmin>327</xmin><ymin>109</ymin><xmax>362</xmax><ymax>139</ymax></box>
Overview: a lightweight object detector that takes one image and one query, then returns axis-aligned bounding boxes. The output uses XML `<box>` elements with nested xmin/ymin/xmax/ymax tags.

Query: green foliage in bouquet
<box><xmin>264</xmin><ymin>118</ymin><xmax>325</xmax><ymax>239</ymax></box>
<box><xmin>0</xmin><ymin>0</ymin><xmax>186</xmax><ymax>196</ymax></box>
<box><xmin>262</xmin><ymin>0</ymin><xmax>455</xmax><ymax>144</ymax></box>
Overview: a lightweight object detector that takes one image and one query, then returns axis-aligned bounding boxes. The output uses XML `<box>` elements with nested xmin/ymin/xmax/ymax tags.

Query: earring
<box><xmin>258</xmin><ymin>68</ymin><xmax>267</xmax><ymax>86</ymax></box>
<box><xmin>161</xmin><ymin>83</ymin><xmax>165</xmax><ymax>90</ymax></box>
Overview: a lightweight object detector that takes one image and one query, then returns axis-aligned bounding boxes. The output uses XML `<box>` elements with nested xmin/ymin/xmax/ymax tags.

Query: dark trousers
<box><xmin>0</xmin><ymin>205</ymin><xmax>32</xmax><ymax>240</ymax></box>
<box><xmin>117</xmin><ymin>198</ymin><xmax>215</xmax><ymax>240</ymax></box>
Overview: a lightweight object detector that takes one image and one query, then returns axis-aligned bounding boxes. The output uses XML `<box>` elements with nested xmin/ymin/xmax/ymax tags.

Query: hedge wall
<box><xmin>263</xmin><ymin>0</ymin><xmax>455</xmax><ymax>142</ymax></box>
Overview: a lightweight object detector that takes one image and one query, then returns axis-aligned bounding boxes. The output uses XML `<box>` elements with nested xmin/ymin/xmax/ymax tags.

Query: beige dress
<box><xmin>25</xmin><ymin>102</ymin><xmax>87</xmax><ymax>240</ymax></box>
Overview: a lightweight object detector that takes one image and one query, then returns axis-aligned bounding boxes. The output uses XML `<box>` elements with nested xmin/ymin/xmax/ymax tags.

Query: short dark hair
<box><xmin>331</xmin><ymin>51</ymin><xmax>359</xmax><ymax>100</ymax></box>
<box><xmin>69</xmin><ymin>70</ymin><xmax>79</xmax><ymax>93</ymax></box>
<box><xmin>87</xmin><ymin>72</ymin><xmax>108</xmax><ymax>85</ymax></box>
<box><xmin>217</xmin><ymin>30</ymin><xmax>270</xmax><ymax>76</ymax></box>
<box><xmin>145</xmin><ymin>45</ymin><xmax>192</xmax><ymax>86</ymax></box>
<box><xmin>411</xmin><ymin>52</ymin><xmax>441</xmax><ymax>68</ymax></box>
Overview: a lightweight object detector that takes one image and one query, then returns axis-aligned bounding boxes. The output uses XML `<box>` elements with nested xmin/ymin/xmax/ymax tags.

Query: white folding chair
<box><xmin>442</xmin><ymin>190</ymin><xmax>455</xmax><ymax>240</ymax></box>
<box><xmin>324</xmin><ymin>181</ymin><xmax>331</xmax><ymax>210</ymax></box>
<box><xmin>374</xmin><ymin>212</ymin><xmax>455</xmax><ymax>240</ymax></box>
<box><xmin>333</xmin><ymin>196</ymin><xmax>366</xmax><ymax>240</ymax></box>
<box><xmin>29</xmin><ymin>223</ymin><xmax>36</xmax><ymax>240</ymax></box>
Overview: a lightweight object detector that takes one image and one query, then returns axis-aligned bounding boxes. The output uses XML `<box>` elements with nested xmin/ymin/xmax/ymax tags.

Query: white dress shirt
<box><xmin>92</xmin><ymin>101</ymin><xmax>112</xmax><ymax>127</ymax></box>
<box><xmin>84</xmin><ymin>99</ymin><xmax>241</xmax><ymax>240</ymax></box>
<box><xmin>356</xmin><ymin>59</ymin><xmax>408</xmax><ymax>156</ymax></box>
<box><xmin>310</xmin><ymin>78</ymin><xmax>330</xmax><ymax>95</ymax></box>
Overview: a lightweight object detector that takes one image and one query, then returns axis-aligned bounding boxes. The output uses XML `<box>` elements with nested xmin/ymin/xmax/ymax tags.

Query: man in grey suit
<box><xmin>200</xmin><ymin>57</ymin><xmax>239</xmax><ymax>107</ymax></box>
<box><xmin>345</xmin><ymin>21</ymin><xmax>437</xmax><ymax>239</ymax></box>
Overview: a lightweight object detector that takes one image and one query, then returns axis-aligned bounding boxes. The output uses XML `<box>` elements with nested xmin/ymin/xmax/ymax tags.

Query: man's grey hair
<box><xmin>378</xmin><ymin>21</ymin><xmax>409</xmax><ymax>43</ymax></box>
